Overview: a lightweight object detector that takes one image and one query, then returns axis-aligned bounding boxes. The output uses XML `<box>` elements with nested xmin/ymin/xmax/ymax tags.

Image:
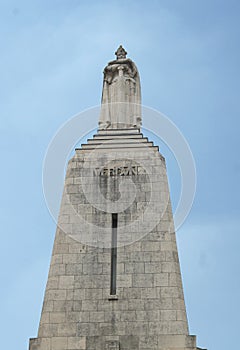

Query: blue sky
<box><xmin>0</xmin><ymin>1</ymin><xmax>240</xmax><ymax>349</ymax></box>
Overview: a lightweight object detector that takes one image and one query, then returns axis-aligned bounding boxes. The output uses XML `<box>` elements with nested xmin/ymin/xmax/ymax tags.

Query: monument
<box><xmin>29</xmin><ymin>46</ymin><xmax>206</xmax><ymax>350</ymax></box>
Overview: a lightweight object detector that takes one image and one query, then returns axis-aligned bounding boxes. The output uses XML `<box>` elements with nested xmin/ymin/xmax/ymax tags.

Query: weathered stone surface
<box><xmin>29</xmin><ymin>127</ymin><xmax>198</xmax><ymax>349</ymax></box>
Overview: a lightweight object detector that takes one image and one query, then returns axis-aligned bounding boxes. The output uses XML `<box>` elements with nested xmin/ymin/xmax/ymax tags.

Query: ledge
<box><xmin>108</xmin><ymin>295</ymin><xmax>119</xmax><ymax>301</ymax></box>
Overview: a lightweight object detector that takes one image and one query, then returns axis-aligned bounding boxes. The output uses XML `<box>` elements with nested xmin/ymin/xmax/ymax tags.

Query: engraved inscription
<box><xmin>94</xmin><ymin>165</ymin><xmax>146</xmax><ymax>176</ymax></box>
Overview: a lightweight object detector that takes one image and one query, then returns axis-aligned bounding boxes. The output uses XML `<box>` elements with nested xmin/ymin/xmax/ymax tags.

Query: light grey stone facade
<box><xmin>29</xmin><ymin>47</ymin><xmax>206</xmax><ymax>350</ymax></box>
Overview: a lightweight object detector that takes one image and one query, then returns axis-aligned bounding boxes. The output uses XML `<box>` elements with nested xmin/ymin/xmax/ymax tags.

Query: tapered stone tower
<box><xmin>29</xmin><ymin>46</ymin><xmax>206</xmax><ymax>350</ymax></box>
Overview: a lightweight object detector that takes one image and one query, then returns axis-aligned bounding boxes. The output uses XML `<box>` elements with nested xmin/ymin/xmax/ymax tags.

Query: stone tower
<box><xmin>29</xmin><ymin>46</ymin><xmax>206</xmax><ymax>350</ymax></box>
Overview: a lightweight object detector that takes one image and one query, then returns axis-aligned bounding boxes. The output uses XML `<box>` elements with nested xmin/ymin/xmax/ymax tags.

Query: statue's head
<box><xmin>115</xmin><ymin>45</ymin><xmax>127</xmax><ymax>59</ymax></box>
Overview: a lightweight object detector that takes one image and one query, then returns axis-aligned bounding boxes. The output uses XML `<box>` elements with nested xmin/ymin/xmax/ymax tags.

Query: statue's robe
<box><xmin>99</xmin><ymin>58</ymin><xmax>142</xmax><ymax>129</ymax></box>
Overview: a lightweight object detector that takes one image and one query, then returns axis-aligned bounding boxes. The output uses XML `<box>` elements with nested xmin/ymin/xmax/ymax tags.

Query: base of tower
<box><xmin>29</xmin><ymin>334</ymin><xmax>206</xmax><ymax>350</ymax></box>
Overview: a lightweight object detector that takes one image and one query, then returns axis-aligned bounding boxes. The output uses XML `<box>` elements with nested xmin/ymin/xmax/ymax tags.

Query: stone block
<box><xmin>172</xmin><ymin>298</ymin><xmax>186</xmax><ymax>310</ymax></box>
<box><xmin>59</xmin><ymin>275</ymin><xmax>74</xmax><ymax>289</ymax></box>
<box><xmin>89</xmin><ymin>311</ymin><xmax>105</xmax><ymax>322</ymax></box>
<box><xmin>136</xmin><ymin>310</ymin><xmax>159</xmax><ymax>321</ymax></box>
<box><xmin>117</xmin><ymin>274</ymin><xmax>132</xmax><ymax>288</ymax></box>
<box><xmin>140</xmin><ymin>287</ymin><xmax>157</xmax><ymax>299</ymax></box>
<box><xmin>40</xmin><ymin>312</ymin><xmax>49</xmax><ymax>324</ymax></box>
<box><xmin>144</xmin><ymin>262</ymin><xmax>161</xmax><ymax>273</ymax></box>
<box><xmin>53</xmin><ymin>300</ymin><xmax>74</xmax><ymax>312</ymax></box>
<box><xmin>108</xmin><ymin>300</ymin><xmax>128</xmax><ymax>311</ymax></box>
<box><xmin>158</xmin><ymin>334</ymin><xmax>187</xmax><ymax>347</ymax></box>
<box><xmin>46</xmin><ymin>276</ymin><xmax>59</xmax><ymax>290</ymax></box>
<box><xmin>125</xmin><ymin>322</ymin><xmax>148</xmax><ymax>335</ymax></box>
<box><xmin>66</xmin><ymin>184</ymin><xmax>80</xmax><ymax>194</ymax></box>
<box><xmin>51</xmin><ymin>255</ymin><xmax>63</xmax><ymax>265</ymax></box>
<box><xmin>161</xmin><ymin>241</ymin><xmax>176</xmax><ymax>251</ymax></box>
<box><xmin>78</xmin><ymin>322</ymin><xmax>100</xmax><ymax>336</ymax></box>
<box><xmin>98</xmin><ymin>323</ymin><xmax>116</xmax><ymax>336</ymax></box>
<box><xmin>66</xmin><ymin>311</ymin><xmax>81</xmax><ymax>322</ymax></box>
<box><xmin>161</xmin><ymin>310</ymin><xmax>177</xmax><ymax>321</ymax></box>
<box><xmin>29</xmin><ymin>337</ymin><xmax>51</xmax><ymax>350</ymax></box>
<box><xmin>125</xmin><ymin>262</ymin><xmax>144</xmax><ymax>274</ymax></box>
<box><xmin>177</xmin><ymin>310</ymin><xmax>187</xmax><ymax>321</ymax></box>
<box><xmin>57</xmin><ymin>322</ymin><xmax>77</xmax><ymax>337</ymax></box>
<box><xmin>73</xmin><ymin>300</ymin><xmax>82</xmax><ymax>311</ymax></box>
<box><xmin>169</xmin><ymin>273</ymin><xmax>182</xmax><ymax>287</ymax></box>
<box><xmin>154</xmin><ymin>273</ymin><xmax>169</xmax><ymax>286</ymax></box>
<box><xmin>132</xmin><ymin>273</ymin><xmax>153</xmax><ymax>287</ymax></box>
<box><xmin>65</xmin><ymin>289</ymin><xmax>73</xmax><ymax>300</ymax></box>
<box><xmin>141</xmin><ymin>241</ymin><xmax>161</xmax><ymax>251</ymax></box>
<box><xmin>83</xmin><ymin>263</ymin><xmax>103</xmax><ymax>275</ymax></box>
<box><xmin>91</xmin><ymin>275</ymin><xmax>109</xmax><ymax>288</ymax></box>
<box><xmin>139</xmin><ymin>334</ymin><xmax>158</xmax><ymax>349</ymax></box>
<box><xmin>58</xmin><ymin>214</ymin><xmax>70</xmax><ymax>224</ymax></box>
<box><xmin>97</xmin><ymin>253</ymin><xmax>110</xmax><ymax>263</ymax></box>
<box><xmin>104</xmin><ymin>311</ymin><xmax>121</xmax><ymax>323</ymax></box>
<box><xmin>51</xmin><ymin>337</ymin><xmax>68</xmax><ymax>350</ymax></box>
<box><xmin>42</xmin><ymin>300</ymin><xmax>54</xmax><ymax>312</ymax></box>
<box><xmin>119</xmin><ymin>335</ymin><xmax>139</xmax><ymax>350</ymax></box>
<box><xmin>161</xmin><ymin>261</ymin><xmax>179</xmax><ymax>273</ymax></box>
<box><xmin>49</xmin><ymin>264</ymin><xmax>66</xmax><ymax>277</ymax></box>
<box><xmin>79</xmin><ymin>311</ymin><xmax>90</xmax><ymax>322</ymax></box>
<box><xmin>105</xmin><ymin>340</ymin><xmax>120</xmax><ymax>350</ymax></box>
<box><xmin>168</xmin><ymin>321</ymin><xmax>188</xmax><ymax>334</ymax></box>
<box><xmin>82</xmin><ymin>300</ymin><xmax>98</xmax><ymax>311</ymax></box>
<box><xmin>66</xmin><ymin>263</ymin><xmax>83</xmax><ymax>275</ymax></box>
<box><xmin>49</xmin><ymin>312</ymin><xmax>66</xmax><ymax>323</ymax></box>
<box><xmin>68</xmin><ymin>336</ymin><xmax>86</xmax><ymax>349</ymax></box>
<box><xmin>45</xmin><ymin>289</ymin><xmax>67</xmax><ymax>301</ymax></box>
<box><xmin>84</xmin><ymin>288</ymin><xmax>102</xmax><ymax>300</ymax></box>
<box><xmin>128</xmin><ymin>299</ymin><xmax>145</xmax><ymax>310</ymax></box>
<box><xmin>122</xmin><ymin>287</ymin><xmax>141</xmax><ymax>299</ymax></box>
<box><xmin>62</xmin><ymin>253</ymin><xmax>78</xmax><ymax>264</ymax></box>
<box><xmin>120</xmin><ymin>311</ymin><xmax>136</xmax><ymax>322</ymax></box>
<box><xmin>38</xmin><ymin>323</ymin><xmax>58</xmax><ymax>337</ymax></box>
<box><xmin>69</xmin><ymin>244</ymin><xmax>87</xmax><ymax>254</ymax></box>
<box><xmin>86</xmin><ymin>336</ymin><xmax>102</xmax><ymax>350</ymax></box>
<box><xmin>161</xmin><ymin>286</ymin><xmax>182</xmax><ymax>299</ymax></box>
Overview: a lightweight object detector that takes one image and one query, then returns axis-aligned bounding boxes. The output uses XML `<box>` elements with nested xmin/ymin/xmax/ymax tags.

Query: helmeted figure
<box><xmin>99</xmin><ymin>45</ymin><xmax>142</xmax><ymax>129</ymax></box>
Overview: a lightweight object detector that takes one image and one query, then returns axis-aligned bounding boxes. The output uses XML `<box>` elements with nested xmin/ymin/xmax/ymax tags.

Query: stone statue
<box><xmin>99</xmin><ymin>45</ymin><xmax>142</xmax><ymax>130</ymax></box>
